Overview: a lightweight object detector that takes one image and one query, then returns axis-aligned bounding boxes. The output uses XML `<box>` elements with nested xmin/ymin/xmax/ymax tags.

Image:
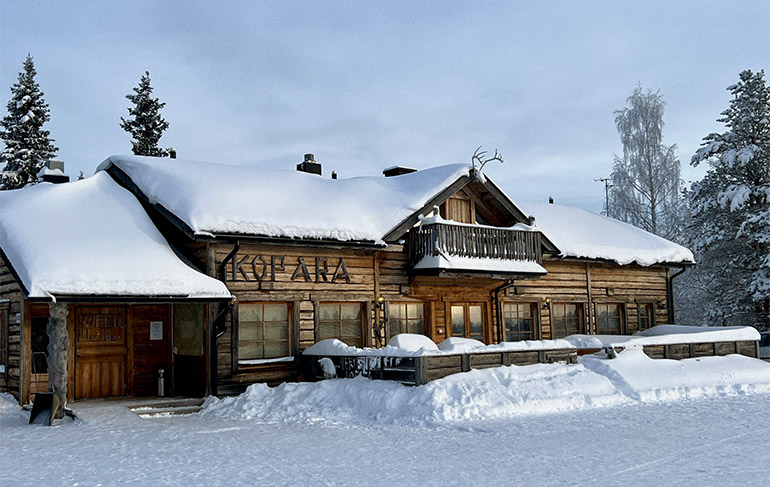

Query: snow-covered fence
<box><xmin>302</xmin><ymin>348</ymin><xmax>577</xmax><ymax>386</ymax></box>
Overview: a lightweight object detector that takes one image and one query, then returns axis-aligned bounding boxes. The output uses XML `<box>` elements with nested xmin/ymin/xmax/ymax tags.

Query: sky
<box><xmin>1</xmin><ymin>1</ymin><xmax>768</xmax><ymax>213</ymax></box>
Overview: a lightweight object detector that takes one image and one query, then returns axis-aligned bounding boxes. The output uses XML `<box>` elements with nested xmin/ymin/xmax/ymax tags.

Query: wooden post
<box><xmin>47</xmin><ymin>302</ymin><xmax>69</xmax><ymax>418</ymax></box>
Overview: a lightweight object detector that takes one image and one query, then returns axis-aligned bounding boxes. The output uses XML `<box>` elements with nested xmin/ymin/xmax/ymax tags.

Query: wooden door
<box><xmin>128</xmin><ymin>305</ymin><xmax>171</xmax><ymax>396</ymax></box>
<box><xmin>75</xmin><ymin>307</ymin><xmax>126</xmax><ymax>398</ymax></box>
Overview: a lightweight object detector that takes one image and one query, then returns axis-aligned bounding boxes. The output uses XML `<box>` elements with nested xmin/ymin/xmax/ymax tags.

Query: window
<box><xmin>318</xmin><ymin>303</ymin><xmax>364</xmax><ymax>347</ymax></box>
<box><xmin>238</xmin><ymin>303</ymin><xmax>290</xmax><ymax>361</ymax></box>
<box><xmin>450</xmin><ymin>303</ymin><xmax>485</xmax><ymax>341</ymax></box>
<box><xmin>551</xmin><ymin>303</ymin><xmax>583</xmax><ymax>338</ymax></box>
<box><xmin>638</xmin><ymin>303</ymin><xmax>654</xmax><ymax>330</ymax></box>
<box><xmin>596</xmin><ymin>303</ymin><xmax>623</xmax><ymax>335</ymax></box>
<box><xmin>387</xmin><ymin>302</ymin><xmax>425</xmax><ymax>341</ymax></box>
<box><xmin>503</xmin><ymin>303</ymin><xmax>537</xmax><ymax>341</ymax></box>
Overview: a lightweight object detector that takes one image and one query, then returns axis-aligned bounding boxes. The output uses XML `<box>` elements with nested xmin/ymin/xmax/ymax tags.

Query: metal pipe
<box><xmin>492</xmin><ymin>280</ymin><xmax>516</xmax><ymax>343</ymax></box>
<box><xmin>667</xmin><ymin>266</ymin><xmax>687</xmax><ymax>324</ymax></box>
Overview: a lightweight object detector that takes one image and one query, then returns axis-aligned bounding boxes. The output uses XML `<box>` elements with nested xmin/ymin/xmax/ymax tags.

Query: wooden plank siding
<box><xmin>0</xmin><ymin>255</ymin><xmax>23</xmax><ymax>400</ymax></box>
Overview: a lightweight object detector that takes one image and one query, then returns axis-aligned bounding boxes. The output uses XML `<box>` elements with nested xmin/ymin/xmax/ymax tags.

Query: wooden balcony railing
<box><xmin>407</xmin><ymin>222</ymin><xmax>543</xmax><ymax>267</ymax></box>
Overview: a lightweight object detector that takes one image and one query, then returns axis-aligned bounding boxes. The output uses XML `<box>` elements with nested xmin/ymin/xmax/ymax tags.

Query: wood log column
<box><xmin>47</xmin><ymin>302</ymin><xmax>69</xmax><ymax>417</ymax></box>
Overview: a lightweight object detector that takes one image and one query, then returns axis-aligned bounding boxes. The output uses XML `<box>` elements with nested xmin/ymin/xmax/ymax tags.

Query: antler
<box><xmin>473</xmin><ymin>146</ymin><xmax>504</xmax><ymax>171</ymax></box>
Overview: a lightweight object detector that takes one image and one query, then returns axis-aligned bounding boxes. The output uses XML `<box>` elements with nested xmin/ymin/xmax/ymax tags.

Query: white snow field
<box><xmin>3</xmin><ymin>350</ymin><xmax>770</xmax><ymax>486</ymax></box>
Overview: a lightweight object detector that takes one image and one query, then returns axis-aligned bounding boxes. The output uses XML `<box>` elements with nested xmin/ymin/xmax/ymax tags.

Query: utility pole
<box><xmin>595</xmin><ymin>177</ymin><xmax>613</xmax><ymax>216</ymax></box>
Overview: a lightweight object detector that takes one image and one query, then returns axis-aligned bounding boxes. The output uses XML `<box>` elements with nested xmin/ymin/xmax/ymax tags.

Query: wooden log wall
<box><xmin>0</xmin><ymin>255</ymin><xmax>23</xmax><ymax>400</ymax></box>
<box><xmin>204</xmin><ymin>241</ymin><xmax>672</xmax><ymax>388</ymax></box>
<box><xmin>510</xmin><ymin>259</ymin><xmax>669</xmax><ymax>339</ymax></box>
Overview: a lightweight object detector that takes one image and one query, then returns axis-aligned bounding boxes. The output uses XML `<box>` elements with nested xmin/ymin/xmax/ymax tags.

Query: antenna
<box><xmin>595</xmin><ymin>177</ymin><xmax>613</xmax><ymax>216</ymax></box>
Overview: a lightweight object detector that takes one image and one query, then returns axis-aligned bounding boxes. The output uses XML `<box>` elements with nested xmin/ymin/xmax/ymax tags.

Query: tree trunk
<box><xmin>47</xmin><ymin>303</ymin><xmax>69</xmax><ymax>418</ymax></box>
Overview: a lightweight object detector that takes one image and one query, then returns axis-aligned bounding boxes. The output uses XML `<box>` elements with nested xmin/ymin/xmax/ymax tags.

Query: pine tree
<box><xmin>686</xmin><ymin>69</ymin><xmax>770</xmax><ymax>327</ymax></box>
<box><xmin>608</xmin><ymin>86</ymin><xmax>685</xmax><ymax>241</ymax></box>
<box><xmin>0</xmin><ymin>55</ymin><xmax>58</xmax><ymax>190</ymax></box>
<box><xmin>120</xmin><ymin>71</ymin><xmax>169</xmax><ymax>157</ymax></box>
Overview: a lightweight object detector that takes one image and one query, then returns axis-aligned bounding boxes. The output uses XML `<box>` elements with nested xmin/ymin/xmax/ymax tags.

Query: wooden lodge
<box><xmin>0</xmin><ymin>153</ymin><xmax>697</xmax><ymax>403</ymax></box>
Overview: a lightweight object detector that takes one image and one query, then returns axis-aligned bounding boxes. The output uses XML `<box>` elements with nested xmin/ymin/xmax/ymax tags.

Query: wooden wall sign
<box><xmin>228</xmin><ymin>253</ymin><xmax>351</xmax><ymax>284</ymax></box>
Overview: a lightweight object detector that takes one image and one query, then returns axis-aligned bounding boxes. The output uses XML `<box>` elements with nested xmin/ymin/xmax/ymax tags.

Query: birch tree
<box><xmin>608</xmin><ymin>86</ymin><xmax>685</xmax><ymax>240</ymax></box>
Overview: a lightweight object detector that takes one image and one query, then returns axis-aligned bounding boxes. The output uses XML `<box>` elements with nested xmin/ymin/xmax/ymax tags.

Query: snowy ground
<box><xmin>3</xmin><ymin>349</ymin><xmax>770</xmax><ymax>486</ymax></box>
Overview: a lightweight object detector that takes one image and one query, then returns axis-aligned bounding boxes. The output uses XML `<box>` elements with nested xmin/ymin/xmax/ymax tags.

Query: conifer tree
<box><xmin>120</xmin><ymin>71</ymin><xmax>169</xmax><ymax>157</ymax></box>
<box><xmin>0</xmin><ymin>55</ymin><xmax>58</xmax><ymax>190</ymax></box>
<box><xmin>685</xmin><ymin>70</ymin><xmax>770</xmax><ymax>326</ymax></box>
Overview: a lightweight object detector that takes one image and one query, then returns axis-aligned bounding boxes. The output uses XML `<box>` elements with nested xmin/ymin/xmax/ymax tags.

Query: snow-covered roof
<box><xmin>0</xmin><ymin>173</ymin><xmax>231</xmax><ymax>300</ymax></box>
<box><xmin>517</xmin><ymin>201</ymin><xmax>695</xmax><ymax>266</ymax></box>
<box><xmin>98</xmin><ymin>155</ymin><xmax>472</xmax><ymax>244</ymax></box>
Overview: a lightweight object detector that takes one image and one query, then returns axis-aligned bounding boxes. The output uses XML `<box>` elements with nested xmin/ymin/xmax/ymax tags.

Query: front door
<box><xmin>75</xmin><ymin>307</ymin><xmax>126</xmax><ymax>398</ymax></box>
<box><xmin>450</xmin><ymin>303</ymin><xmax>486</xmax><ymax>342</ymax></box>
<box><xmin>173</xmin><ymin>303</ymin><xmax>206</xmax><ymax>397</ymax></box>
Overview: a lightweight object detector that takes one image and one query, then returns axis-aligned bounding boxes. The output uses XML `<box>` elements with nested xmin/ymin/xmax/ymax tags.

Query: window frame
<box><xmin>236</xmin><ymin>302</ymin><xmax>293</xmax><ymax>364</ymax></box>
<box><xmin>637</xmin><ymin>302</ymin><xmax>655</xmax><ymax>331</ymax></box>
<box><xmin>316</xmin><ymin>302</ymin><xmax>367</xmax><ymax>348</ymax></box>
<box><xmin>502</xmin><ymin>302</ymin><xmax>539</xmax><ymax>342</ymax></box>
<box><xmin>595</xmin><ymin>302</ymin><xmax>625</xmax><ymax>335</ymax></box>
<box><xmin>448</xmin><ymin>302</ymin><xmax>487</xmax><ymax>343</ymax></box>
<box><xmin>386</xmin><ymin>302</ymin><xmax>427</xmax><ymax>342</ymax></box>
<box><xmin>550</xmin><ymin>302</ymin><xmax>584</xmax><ymax>338</ymax></box>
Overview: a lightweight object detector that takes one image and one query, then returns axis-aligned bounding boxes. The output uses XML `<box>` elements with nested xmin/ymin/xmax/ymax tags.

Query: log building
<box><xmin>0</xmin><ymin>154</ymin><xmax>694</xmax><ymax>402</ymax></box>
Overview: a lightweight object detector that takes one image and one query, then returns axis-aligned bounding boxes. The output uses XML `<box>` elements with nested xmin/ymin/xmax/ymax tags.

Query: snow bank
<box><xmin>0</xmin><ymin>393</ymin><xmax>26</xmax><ymax>427</ymax></box>
<box><xmin>201</xmin><ymin>363</ymin><xmax>624</xmax><ymax>426</ymax></box>
<box><xmin>0</xmin><ymin>172</ymin><xmax>231</xmax><ymax>299</ymax></box>
<box><xmin>590</xmin><ymin>325</ymin><xmax>759</xmax><ymax>348</ymax></box>
<box><xmin>98</xmin><ymin>155</ymin><xmax>471</xmax><ymax>243</ymax></box>
<box><xmin>581</xmin><ymin>347</ymin><xmax>770</xmax><ymax>401</ymax></box>
<box><xmin>517</xmin><ymin>200</ymin><xmax>694</xmax><ymax>266</ymax></box>
<box><xmin>201</xmin><ymin>352</ymin><xmax>770</xmax><ymax>426</ymax></box>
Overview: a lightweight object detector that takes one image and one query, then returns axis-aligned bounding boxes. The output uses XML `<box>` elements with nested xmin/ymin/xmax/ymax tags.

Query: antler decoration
<box><xmin>471</xmin><ymin>146</ymin><xmax>504</xmax><ymax>172</ymax></box>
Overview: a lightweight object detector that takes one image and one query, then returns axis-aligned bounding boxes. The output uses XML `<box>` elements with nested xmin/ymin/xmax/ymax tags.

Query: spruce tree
<box><xmin>0</xmin><ymin>55</ymin><xmax>58</xmax><ymax>190</ymax></box>
<box><xmin>120</xmin><ymin>71</ymin><xmax>169</xmax><ymax>157</ymax></box>
<box><xmin>686</xmin><ymin>69</ymin><xmax>770</xmax><ymax>326</ymax></box>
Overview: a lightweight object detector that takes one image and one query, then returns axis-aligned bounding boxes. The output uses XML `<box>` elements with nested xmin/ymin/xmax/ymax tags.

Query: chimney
<box><xmin>382</xmin><ymin>166</ymin><xmax>417</xmax><ymax>177</ymax></box>
<box><xmin>169</xmin><ymin>147</ymin><xmax>177</xmax><ymax>159</ymax></box>
<box><xmin>296</xmin><ymin>153</ymin><xmax>322</xmax><ymax>176</ymax></box>
<box><xmin>38</xmin><ymin>160</ymin><xmax>70</xmax><ymax>184</ymax></box>
<box><xmin>331</xmin><ymin>171</ymin><xmax>338</xmax><ymax>180</ymax></box>
<box><xmin>548</xmin><ymin>196</ymin><xmax>554</xmax><ymax>204</ymax></box>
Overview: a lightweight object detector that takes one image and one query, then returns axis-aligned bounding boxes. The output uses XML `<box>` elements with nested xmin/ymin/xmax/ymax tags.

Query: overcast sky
<box><xmin>1</xmin><ymin>1</ymin><xmax>768</xmax><ymax>212</ymax></box>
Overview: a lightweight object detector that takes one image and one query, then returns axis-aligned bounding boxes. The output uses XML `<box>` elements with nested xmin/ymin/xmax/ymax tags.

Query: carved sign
<box><xmin>228</xmin><ymin>254</ymin><xmax>351</xmax><ymax>283</ymax></box>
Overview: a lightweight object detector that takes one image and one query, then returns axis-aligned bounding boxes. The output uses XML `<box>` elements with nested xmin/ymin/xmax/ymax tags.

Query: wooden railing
<box><xmin>407</xmin><ymin>222</ymin><xmax>543</xmax><ymax>267</ymax></box>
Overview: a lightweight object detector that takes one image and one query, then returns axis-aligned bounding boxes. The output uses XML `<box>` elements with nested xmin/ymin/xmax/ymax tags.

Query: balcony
<box><xmin>407</xmin><ymin>221</ymin><xmax>545</xmax><ymax>276</ymax></box>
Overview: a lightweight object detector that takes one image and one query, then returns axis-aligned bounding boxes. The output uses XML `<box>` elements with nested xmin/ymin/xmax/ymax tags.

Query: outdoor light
<box><xmin>375</xmin><ymin>296</ymin><xmax>385</xmax><ymax>310</ymax></box>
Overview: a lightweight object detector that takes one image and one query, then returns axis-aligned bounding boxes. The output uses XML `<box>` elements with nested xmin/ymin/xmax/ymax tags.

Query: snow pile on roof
<box><xmin>517</xmin><ymin>201</ymin><xmax>694</xmax><ymax>266</ymax></box>
<box><xmin>586</xmin><ymin>325</ymin><xmax>759</xmax><ymax>348</ymax></box>
<box><xmin>98</xmin><ymin>155</ymin><xmax>472</xmax><ymax>243</ymax></box>
<box><xmin>0</xmin><ymin>173</ymin><xmax>231</xmax><ymax>299</ymax></box>
<box><xmin>201</xmin><ymin>352</ymin><xmax>770</xmax><ymax>426</ymax></box>
<box><xmin>413</xmin><ymin>254</ymin><xmax>547</xmax><ymax>274</ymax></box>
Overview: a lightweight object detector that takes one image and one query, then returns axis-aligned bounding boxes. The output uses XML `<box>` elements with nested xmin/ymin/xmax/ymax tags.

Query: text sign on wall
<box><xmin>228</xmin><ymin>254</ymin><xmax>351</xmax><ymax>283</ymax></box>
<box><xmin>150</xmin><ymin>321</ymin><xmax>163</xmax><ymax>341</ymax></box>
